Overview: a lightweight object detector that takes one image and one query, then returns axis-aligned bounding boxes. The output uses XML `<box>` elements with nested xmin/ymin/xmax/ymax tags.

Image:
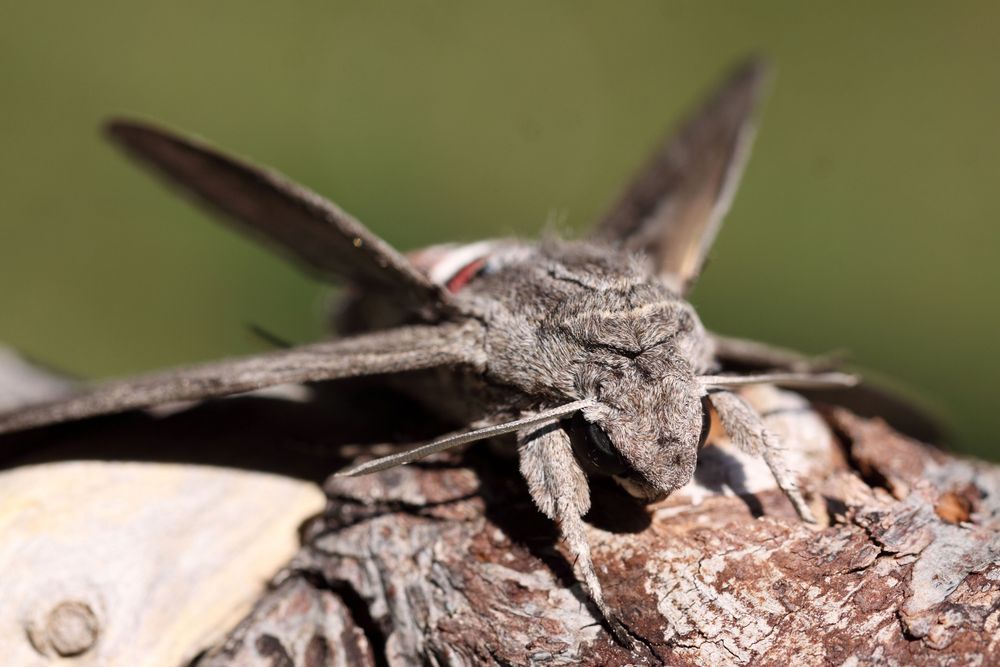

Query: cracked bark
<box><xmin>2</xmin><ymin>351</ymin><xmax>997</xmax><ymax>665</ymax></box>
<box><xmin>191</xmin><ymin>386</ymin><xmax>1000</xmax><ymax>666</ymax></box>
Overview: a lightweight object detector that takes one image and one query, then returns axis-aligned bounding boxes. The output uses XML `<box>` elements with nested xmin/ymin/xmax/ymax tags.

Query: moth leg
<box><xmin>707</xmin><ymin>390</ymin><xmax>816</xmax><ymax>523</ymax></box>
<box><xmin>517</xmin><ymin>424</ymin><xmax>635</xmax><ymax>647</ymax></box>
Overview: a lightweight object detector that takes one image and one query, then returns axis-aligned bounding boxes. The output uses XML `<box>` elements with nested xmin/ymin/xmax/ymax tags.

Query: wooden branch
<box><xmin>195</xmin><ymin>386</ymin><xmax>1000</xmax><ymax>666</ymax></box>
<box><xmin>2</xmin><ymin>348</ymin><xmax>998</xmax><ymax>665</ymax></box>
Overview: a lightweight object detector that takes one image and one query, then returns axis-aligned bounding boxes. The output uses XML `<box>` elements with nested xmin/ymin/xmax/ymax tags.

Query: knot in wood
<box><xmin>38</xmin><ymin>601</ymin><xmax>99</xmax><ymax>657</ymax></box>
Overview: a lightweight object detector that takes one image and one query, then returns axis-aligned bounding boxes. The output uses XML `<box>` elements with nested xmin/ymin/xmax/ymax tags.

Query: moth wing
<box><xmin>800</xmin><ymin>383</ymin><xmax>945</xmax><ymax>445</ymax></box>
<box><xmin>711</xmin><ymin>332</ymin><xmax>841</xmax><ymax>373</ymax></box>
<box><xmin>712</xmin><ymin>332</ymin><xmax>945</xmax><ymax>443</ymax></box>
<box><xmin>106</xmin><ymin>120</ymin><xmax>456</xmax><ymax>318</ymax></box>
<box><xmin>590</xmin><ymin>58</ymin><xmax>768</xmax><ymax>294</ymax></box>
<box><xmin>0</xmin><ymin>322</ymin><xmax>481</xmax><ymax>435</ymax></box>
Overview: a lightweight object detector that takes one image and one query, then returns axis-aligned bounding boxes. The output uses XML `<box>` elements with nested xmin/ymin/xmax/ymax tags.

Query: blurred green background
<box><xmin>0</xmin><ymin>3</ymin><xmax>997</xmax><ymax>456</ymax></box>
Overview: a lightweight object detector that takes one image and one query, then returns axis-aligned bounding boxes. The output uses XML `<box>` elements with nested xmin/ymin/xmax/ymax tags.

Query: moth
<box><xmin>0</xmin><ymin>59</ymin><xmax>859</xmax><ymax>645</ymax></box>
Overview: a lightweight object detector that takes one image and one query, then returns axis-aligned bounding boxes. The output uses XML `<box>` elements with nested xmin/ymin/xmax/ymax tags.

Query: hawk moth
<box><xmin>0</xmin><ymin>59</ymin><xmax>863</xmax><ymax>646</ymax></box>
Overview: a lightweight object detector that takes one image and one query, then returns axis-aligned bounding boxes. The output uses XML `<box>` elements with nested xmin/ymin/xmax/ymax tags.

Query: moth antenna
<box><xmin>699</xmin><ymin>372</ymin><xmax>858</xmax><ymax>390</ymax></box>
<box><xmin>335</xmin><ymin>399</ymin><xmax>595</xmax><ymax>477</ymax></box>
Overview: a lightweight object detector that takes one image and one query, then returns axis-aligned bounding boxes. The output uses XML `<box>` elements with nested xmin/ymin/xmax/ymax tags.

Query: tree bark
<box><xmin>2</xmin><ymin>350</ymin><xmax>997</xmax><ymax>666</ymax></box>
<box><xmin>192</xmin><ymin>386</ymin><xmax>1000</xmax><ymax>666</ymax></box>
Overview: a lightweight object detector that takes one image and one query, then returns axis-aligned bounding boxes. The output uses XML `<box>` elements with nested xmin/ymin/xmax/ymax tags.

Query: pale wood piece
<box><xmin>0</xmin><ymin>347</ymin><xmax>327</xmax><ymax>666</ymax></box>
<box><xmin>0</xmin><ymin>460</ymin><xmax>324</xmax><ymax>667</ymax></box>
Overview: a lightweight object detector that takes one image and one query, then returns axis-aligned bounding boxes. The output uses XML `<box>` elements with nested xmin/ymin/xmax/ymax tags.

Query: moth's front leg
<box><xmin>708</xmin><ymin>389</ymin><xmax>817</xmax><ymax>523</ymax></box>
<box><xmin>517</xmin><ymin>423</ymin><xmax>634</xmax><ymax>647</ymax></box>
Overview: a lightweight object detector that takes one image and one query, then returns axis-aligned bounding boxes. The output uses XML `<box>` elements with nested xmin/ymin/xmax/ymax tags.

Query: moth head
<box><xmin>557</xmin><ymin>288</ymin><xmax>714</xmax><ymax>501</ymax></box>
<box><xmin>571</xmin><ymin>363</ymin><xmax>710</xmax><ymax>501</ymax></box>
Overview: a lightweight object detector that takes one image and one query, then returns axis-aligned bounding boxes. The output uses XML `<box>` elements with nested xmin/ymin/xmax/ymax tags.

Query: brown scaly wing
<box><xmin>0</xmin><ymin>322</ymin><xmax>482</xmax><ymax>435</ymax></box>
<box><xmin>106</xmin><ymin>120</ymin><xmax>457</xmax><ymax>319</ymax></box>
<box><xmin>711</xmin><ymin>333</ymin><xmax>946</xmax><ymax>443</ymax></box>
<box><xmin>590</xmin><ymin>58</ymin><xmax>767</xmax><ymax>294</ymax></box>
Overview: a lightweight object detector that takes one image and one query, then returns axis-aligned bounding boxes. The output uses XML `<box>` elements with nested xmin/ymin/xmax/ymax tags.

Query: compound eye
<box><xmin>564</xmin><ymin>414</ymin><xmax>630</xmax><ymax>475</ymax></box>
<box><xmin>698</xmin><ymin>395</ymin><xmax>713</xmax><ymax>448</ymax></box>
<box><xmin>585</xmin><ymin>422</ymin><xmax>630</xmax><ymax>475</ymax></box>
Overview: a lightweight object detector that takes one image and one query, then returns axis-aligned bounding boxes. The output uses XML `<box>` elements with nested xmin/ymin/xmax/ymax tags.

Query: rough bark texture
<box><xmin>193</xmin><ymin>386</ymin><xmax>1000</xmax><ymax>666</ymax></box>
<box><xmin>3</xmin><ymin>350</ymin><xmax>997</xmax><ymax>665</ymax></box>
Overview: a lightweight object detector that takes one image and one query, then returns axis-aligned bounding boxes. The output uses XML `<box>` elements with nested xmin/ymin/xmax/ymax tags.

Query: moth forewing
<box><xmin>0</xmin><ymin>322</ymin><xmax>484</xmax><ymax>436</ymax></box>
<box><xmin>591</xmin><ymin>58</ymin><xmax>768</xmax><ymax>294</ymax></box>
<box><xmin>106</xmin><ymin>120</ymin><xmax>458</xmax><ymax>318</ymax></box>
